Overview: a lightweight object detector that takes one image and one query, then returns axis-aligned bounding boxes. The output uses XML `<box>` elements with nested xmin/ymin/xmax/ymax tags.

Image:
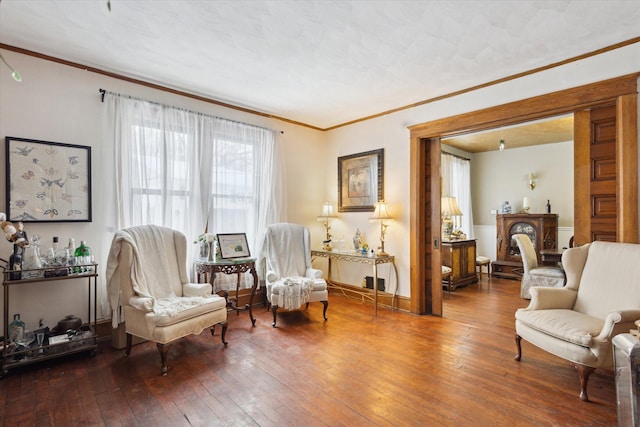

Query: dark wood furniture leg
<box><xmin>322</xmin><ymin>301</ymin><xmax>328</xmax><ymax>321</ymax></box>
<box><xmin>157</xmin><ymin>342</ymin><xmax>171</xmax><ymax>376</ymax></box>
<box><xmin>125</xmin><ymin>333</ymin><xmax>133</xmax><ymax>356</ymax></box>
<box><xmin>575</xmin><ymin>364</ymin><xmax>595</xmax><ymax>402</ymax></box>
<box><xmin>515</xmin><ymin>334</ymin><xmax>522</xmax><ymax>361</ymax></box>
<box><xmin>220</xmin><ymin>322</ymin><xmax>228</xmax><ymax>345</ymax></box>
<box><xmin>272</xmin><ymin>305</ymin><xmax>279</xmax><ymax>327</ymax></box>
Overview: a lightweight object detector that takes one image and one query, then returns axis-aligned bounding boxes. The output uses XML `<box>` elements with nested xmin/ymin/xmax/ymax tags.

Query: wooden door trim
<box><xmin>409</xmin><ymin>73</ymin><xmax>639</xmax><ymax>315</ymax></box>
<box><xmin>618</xmin><ymin>93</ymin><xmax>639</xmax><ymax>242</ymax></box>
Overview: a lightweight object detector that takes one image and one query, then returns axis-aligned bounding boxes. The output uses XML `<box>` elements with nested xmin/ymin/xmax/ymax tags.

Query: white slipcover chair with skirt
<box><xmin>513</xmin><ymin>233</ymin><xmax>565</xmax><ymax>299</ymax></box>
<box><xmin>259</xmin><ymin>223</ymin><xmax>328</xmax><ymax>327</ymax></box>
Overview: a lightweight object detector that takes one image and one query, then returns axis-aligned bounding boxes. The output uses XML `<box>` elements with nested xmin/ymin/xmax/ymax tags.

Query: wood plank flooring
<box><xmin>1</xmin><ymin>276</ymin><xmax>618</xmax><ymax>426</ymax></box>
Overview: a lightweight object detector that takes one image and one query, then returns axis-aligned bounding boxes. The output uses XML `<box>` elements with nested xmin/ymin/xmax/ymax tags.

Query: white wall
<box><xmin>0</xmin><ymin>50</ymin><xmax>325</xmax><ymax>332</ymax></box>
<box><xmin>472</xmin><ymin>141</ymin><xmax>574</xmax><ymax>260</ymax></box>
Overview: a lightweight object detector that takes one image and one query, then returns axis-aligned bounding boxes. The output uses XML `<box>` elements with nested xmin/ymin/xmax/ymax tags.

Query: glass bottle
<box><xmin>9</xmin><ymin>244</ymin><xmax>23</xmax><ymax>280</ymax></box>
<box><xmin>9</xmin><ymin>313</ymin><xmax>25</xmax><ymax>343</ymax></box>
<box><xmin>546</xmin><ymin>200</ymin><xmax>551</xmax><ymax>214</ymax></box>
<box><xmin>75</xmin><ymin>240</ymin><xmax>92</xmax><ymax>271</ymax></box>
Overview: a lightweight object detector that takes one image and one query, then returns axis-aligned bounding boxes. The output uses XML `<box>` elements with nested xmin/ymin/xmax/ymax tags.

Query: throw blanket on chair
<box><xmin>106</xmin><ymin>225</ymin><xmax>195</xmax><ymax>327</ymax></box>
<box><xmin>272</xmin><ymin>277</ymin><xmax>313</xmax><ymax>310</ymax></box>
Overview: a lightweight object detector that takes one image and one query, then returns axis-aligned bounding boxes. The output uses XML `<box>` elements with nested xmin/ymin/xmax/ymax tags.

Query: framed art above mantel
<box><xmin>5</xmin><ymin>136</ymin><xmax>92</xmax><ymax>222</ymax></box>
<box><xmin>338</xmin><ymin>149</ymin><xmax>384</xmax><ymax>212</ymax></box>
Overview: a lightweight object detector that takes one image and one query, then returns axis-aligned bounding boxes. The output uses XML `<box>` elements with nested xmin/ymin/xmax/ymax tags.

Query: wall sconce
<box><xmin>369</xmin><ymin>200</ymin><xmax>392</xmax><ymax>257</ymax></box>
<box><xmin>441</xmin><ymin>197</ymin><xmax>463</xmax><ymax>240</ymax></box>
<box><xmin>317</xmin><ymin>202</ymin><xmax>336</xmax><ymax>251</ymax></box>
<box><xmin>529</xmin><ymin>173</ymin><xmax>536</xmax><ymax>191</ymax></box>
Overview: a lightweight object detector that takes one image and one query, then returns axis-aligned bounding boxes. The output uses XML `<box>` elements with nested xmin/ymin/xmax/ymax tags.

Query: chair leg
<box><xmin>575</xmin><ymin>364</ymin><xmax>596</xmax><ymax>402</ymax></box>
<box><xmin>514</xmin><ymin>334</ymin><xmax>522</xmax><ymax>361</ymax></box>
<box><xmin>321</xmin><ymin>301</ymin><xmax>328</xmax><ymax>321</ymax></box>
<box><xmin>157</xmin><ymin>343</ymin><xmax>172</xmax><ymax>376</ymax></box>
<box><xmin>125</xmin><ymin>333</ymin><xmax>133</xmax><ymax>356</ymax></box>
<box><xmin>220</xmin><ymin>321</ymin><xmax>228</xmax><ymax>346</ymax></box>
<box><xmin>272</xmin><ymin>305</ymin><xmax>278</xmax><ymax>327</ymax></box>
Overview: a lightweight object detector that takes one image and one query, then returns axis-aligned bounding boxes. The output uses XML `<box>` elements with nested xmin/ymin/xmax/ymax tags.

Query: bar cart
<box><xmin>1</xmin><ymin>261</ymin><xmax>98</xmax><ymax>378</ymax></box>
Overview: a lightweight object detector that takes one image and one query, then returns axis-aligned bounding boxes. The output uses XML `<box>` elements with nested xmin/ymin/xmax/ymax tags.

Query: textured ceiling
<box><xmin>0</xmin><ymin>1</ymin><xmax>639</xmax><ymax>129</ymax></box>
<box><xmin>443</xmin><ymin>116</ymin><xmax>574</xmax><ymax>153</ymax></box>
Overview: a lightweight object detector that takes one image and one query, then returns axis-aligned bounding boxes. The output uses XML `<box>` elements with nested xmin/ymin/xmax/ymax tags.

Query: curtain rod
<box><xmin>98</xmin><ymin>88</ymin><xmax>284</xmax><ymax>134</ymax></box>
<box><xmin>441</xmin><ymin>150</ymin><xmax>470</xmax><ymax>162</ymax></box>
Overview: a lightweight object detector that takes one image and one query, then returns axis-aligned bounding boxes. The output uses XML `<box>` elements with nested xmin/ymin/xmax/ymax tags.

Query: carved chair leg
<box><xmin>220</xmin><ymin>322</ymin><xmax>228</xmax><ymax>346</ymax></box>
<box><xmin>575</xmin><ymin>364</ymin><xmax>595</xmax><ymax>402</ymax></box>
<box><xmin>321</xmin><ymin>301</ymin><xmax>328</xmax><ymax>321</ymax></box>
<box><xmin>125</xmin><ymin>333</ymin><xmax>133</xmax><ymax>356</ymax></box>
<box><xmin>272</xmin><ymin>305</ymin><xmax>279</xmax><ymax>327</ymax></box>
<box><xmin>210</xmin><ymin>325</ymin><xmax>216</xmax><ymax>336</ymax></box>
<box><xmin>515</xmin><ymin>334</ymin><xmax>522</xmax><ymax>361</ymax></box>
<box><xmin>157</xmin><ymin>343</ymin><xmax>172</xmax><ymax>376</ymax></box>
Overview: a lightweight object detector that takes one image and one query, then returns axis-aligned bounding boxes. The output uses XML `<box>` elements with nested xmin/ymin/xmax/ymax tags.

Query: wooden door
<box><xmin>574</xmin><ymin>98</ymin><xmax>638</xmax><ymax>245</ymax></box>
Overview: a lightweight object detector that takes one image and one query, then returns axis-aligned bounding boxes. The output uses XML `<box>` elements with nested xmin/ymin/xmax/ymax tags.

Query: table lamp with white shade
<box><xmin>369</xmin><ymin>200</ymin><xmax>392</xmax><ymax>256</ymax></box>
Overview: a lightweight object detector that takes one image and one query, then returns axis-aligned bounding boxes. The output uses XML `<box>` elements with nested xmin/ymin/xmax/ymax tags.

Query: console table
<box><xmin>195</xmin><ymin>258</ymin><xmax>258</xmax><ymax>326</ymax></box>
<box><xmin>310</xmin><ymin>250</ymin><xmax>397</xmax><ymax>317</ymax></box>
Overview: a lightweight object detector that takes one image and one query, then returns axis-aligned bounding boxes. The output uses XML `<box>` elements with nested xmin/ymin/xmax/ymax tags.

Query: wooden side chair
<box><xmin>476</xmin><ymin>256</ymin><xmax>491</xmax><ymax>279</ymax></box>
<box><xmin>442</xmin><ymin>265</ymin><xmax>453</xmax><ymax>293</ymax></box>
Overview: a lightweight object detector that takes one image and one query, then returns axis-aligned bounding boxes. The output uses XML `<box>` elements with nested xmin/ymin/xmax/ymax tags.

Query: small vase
<box><xmin>208</xmin><ymin>242</ymin><xmax>215</xmax><ymax>261</ymax></box>
<box><xmin>199</xmin><ymin>242</ymin><xmax>210</xmax><ymax>261</ymax></box>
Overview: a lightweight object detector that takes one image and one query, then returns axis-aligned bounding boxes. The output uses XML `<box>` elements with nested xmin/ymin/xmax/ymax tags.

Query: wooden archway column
<box><xmin>409</xmin><ymin>73</ymin><xmax>639</xmax><ymax>316</ymax></box>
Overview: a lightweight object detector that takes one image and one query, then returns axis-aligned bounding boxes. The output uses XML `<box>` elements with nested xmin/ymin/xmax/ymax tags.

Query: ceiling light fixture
<box><xmin>499</xmin><ymin>138</ymin><xmax>505</xmax><ymax>152</ymax></box>
<box><xmin>0</xmin><ymin>53</ymin><xmax>22</xmax><ymax>82</ymax></box>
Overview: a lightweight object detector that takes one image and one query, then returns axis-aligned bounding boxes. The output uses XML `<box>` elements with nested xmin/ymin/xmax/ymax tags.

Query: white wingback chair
<box><xmin>513</xmin><ymin>233</ymin><xmax>566</xmax><ymax>299</ymax></box>
<box><xmin>260</xmin><ymin>223</ymin><xmax>328</xmax><ymax>327</ymax></box>
<box><xmin>106</xmin><ymin>225</ymin><xmax>228</xmax><ymax>375</ymax></box>
<box><xmin>515</xmin><ymin>241</ymin><xmax>640</xmax><ymax>401</ymax></box>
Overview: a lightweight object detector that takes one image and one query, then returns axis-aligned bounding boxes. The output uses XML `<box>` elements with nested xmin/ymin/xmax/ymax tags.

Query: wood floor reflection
<box><xmin>1</xmin><ymin>275</ymin><xmax>616</xmax><ymax>426</ymax></box>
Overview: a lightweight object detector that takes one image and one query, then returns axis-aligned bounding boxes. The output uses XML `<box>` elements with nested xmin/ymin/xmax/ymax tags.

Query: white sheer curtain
<box><xmin>104</xmin><ymin>92</ymin><xmax>286</xmax><ymax>289</ymax></box>
<box><xmin>441</xmin><ymin>152</ymin><xmax>474</xmax><ymax>238</ymax></box>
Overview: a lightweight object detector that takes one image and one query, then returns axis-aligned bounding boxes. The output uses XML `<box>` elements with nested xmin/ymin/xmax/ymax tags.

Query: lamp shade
<box><xmin>370</xmin><ymin>200</ymin><xmax>392</xmax><ymax>220</ymax></box>
<box><xmin>317</xmin><ymin>202</ymin><xmax>336</xmax><ymax>221</ymax></box>
<box><xmin>441</xmin><ymin>197</ymin><xmax>462</xmax><ymax>217</ymax></box>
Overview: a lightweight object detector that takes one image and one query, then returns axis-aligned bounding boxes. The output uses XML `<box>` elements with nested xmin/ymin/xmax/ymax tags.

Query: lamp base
<box><xmin>376</xmin><ymin>250</ymin><xmax>389</xmax><ymax>257</ymax></box>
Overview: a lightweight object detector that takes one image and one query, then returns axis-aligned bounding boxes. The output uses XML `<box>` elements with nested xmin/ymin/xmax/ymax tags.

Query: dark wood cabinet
<box><xmin>491</xmin><ymin>213</ymin><xmax>558</xmax><ymax>279</ymax></box>
<box><xmin>442</xmin><ymin>239</ymin><xmax>478</xmax><ymax>290</ymax></box>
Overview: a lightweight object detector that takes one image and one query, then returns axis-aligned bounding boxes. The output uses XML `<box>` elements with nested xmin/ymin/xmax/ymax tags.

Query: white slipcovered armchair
<box><xmin>106</xmin><ymin>225</ymin><xmax>228</xmax><ymax>375</ymax></box>
<box><xmin>513</xmin><ymin>233</ymin><xmax>565</xmax><ymax>299</ymax></box>
<box><xmin>515</xmin><ymin>241</ymin><xmax>640</xmax><ymax>401</ymax></box>
<box><xmin>260</xmin><ymin>223</ymin><xmax>328</xmax><ymax>327</ymax></box>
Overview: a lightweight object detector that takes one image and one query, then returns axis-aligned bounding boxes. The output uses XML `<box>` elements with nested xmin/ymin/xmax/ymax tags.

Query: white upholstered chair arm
<box><xmin>305</xmin><ymin>267</ymin><xmax>323</xmax><ymax>279</ymax></box>
<box><xmin>266</xmin><ymin>270</ymin><xmax>279</xmax><ymax>283</ymax></box>
<box><xmin>182</xmin><ymin>282</ymin><xmax>212</xmax><ymax>297</ymax></box>
<box><xmin>595</xmin><ymin>310</ymin><xmax>640</xmax><ymax>341</ymax></box>
<box><xmin>525</xmin><ymin>287</ymin><xmax>577</xmax><ymax>310</ymax></box>
<box><xmin>129</xmin><ymin>296</ymin><xmax>154</xmax><ymax>312</ymax></box>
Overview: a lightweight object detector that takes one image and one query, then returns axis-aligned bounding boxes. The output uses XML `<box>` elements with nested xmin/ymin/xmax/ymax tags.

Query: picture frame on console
<box><xmin>217</xmin><ymin>233</ymin><xmax>251</xmax><ymax>259</ymax></box>
<box><xmin>5</xmin><ymin>136</ymin><xmax>92</xmax><ymax>223</ymax></box>
<box><xmin>338</xmin><ymin>148</ymin><xmax>384</xmax><ymax>212</ymax></box>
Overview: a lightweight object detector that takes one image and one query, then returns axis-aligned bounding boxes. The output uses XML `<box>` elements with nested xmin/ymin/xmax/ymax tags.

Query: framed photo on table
<box><xmin>338</xmin><ymin>149</ymin><xmax>384</xmax><ymax>212</ymax></box>
<box><xmin>5</xmin><ymin>136</ymin><xmax>92</xmax><ymax>222</ymax></box>
<box><xmin>217</xmin><ymin>233</ymin><xmax>251</xmax><ymax>259</ymax></box>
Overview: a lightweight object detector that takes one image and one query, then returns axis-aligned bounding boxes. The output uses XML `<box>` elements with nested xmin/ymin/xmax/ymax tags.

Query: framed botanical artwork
<box><xmin>217</xmin><ymin>233</ymin><xmax>251</xmax><ymax>259</ymax></box>
<box><xmin>5</xmin><ymin>137</ymin><xmax>92</xmax><ymax>222</ymax></box>
<box><xmin>338</xmin><ymin>149</ymin><xmax>384</xmax><ymax>212</ymax></box>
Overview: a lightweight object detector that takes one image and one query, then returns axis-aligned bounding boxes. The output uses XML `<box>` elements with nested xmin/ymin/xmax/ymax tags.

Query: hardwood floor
<box><xmin>1</xmin><ymin>276</ymin><xmax>617</xmax><ymax>426</ymax></box>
